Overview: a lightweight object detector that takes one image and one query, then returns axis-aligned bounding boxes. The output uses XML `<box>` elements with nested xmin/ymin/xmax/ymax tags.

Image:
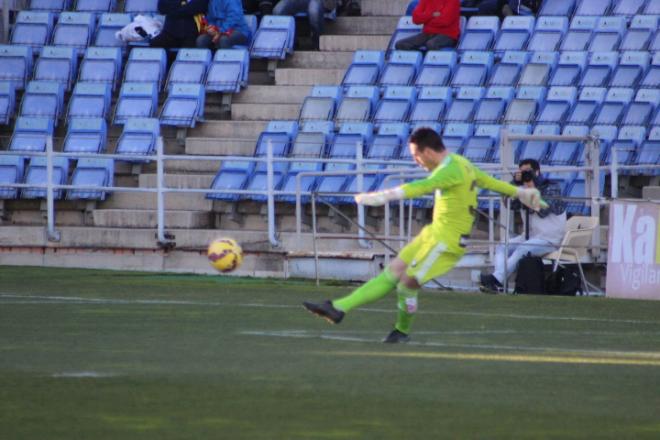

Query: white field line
<box><xmin>1</xmin><ymin>293</ymin><xmax>659</xmax><ymax>326</ymax></box>
<box><xmin>51</xmin><ymin>371</ymin><xmax>117</xmax><ymax>378</ymax></box>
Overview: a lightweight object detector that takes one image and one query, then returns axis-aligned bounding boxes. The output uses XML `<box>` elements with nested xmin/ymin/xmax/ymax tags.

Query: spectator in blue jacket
<box><xmin>151</xmin><ymin>0</ymin><xmax>208</xmax><ymax>49</ymax></box>
<box><xmin>197</xmin><ymin>0</ymin><xmax>251</xmax><ymax>49</ymax></box>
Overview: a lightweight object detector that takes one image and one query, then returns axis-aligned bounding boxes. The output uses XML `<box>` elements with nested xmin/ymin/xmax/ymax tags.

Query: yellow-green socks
<box><xmin>395</xmin><ymin>283</ymin><xmax>418</xmax><ymax>334</ymax></box>
<box><xmin>332</xmin><ymin>267</ymin><xmax>399</xmax><ymax>312</ymax></box>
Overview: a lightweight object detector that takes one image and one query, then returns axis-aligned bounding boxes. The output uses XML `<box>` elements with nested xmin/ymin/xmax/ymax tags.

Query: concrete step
<box><xmin>93</xmin><ymin>209</ymin><xmax>213</xmax><ymax>228</ymax></box>
<box><xmin>230</xmin><ymin>103</ymin><xmax>301</xmax><ymax>120</ymax></box>
<box><xmin>139</xmin><ymin>173</ymin><xmax>215</xmax><ymax>189</ymax></box>
<box><xmin>187</xmin><ymin>120</ymin><xmax>267</xmax><ymax>139</ymax></box>
<box><xmin>274</xmin><ymin>68</ymin><xmax>345</xmax><ymax>86</ymax></box>
<box><xmin>320</xmin><ymin>35</ymin><xmax>391</xmax><ymax>52</ymax></box>
<box><xmin>185</xmin><ymin>138</ymin><xmax>256</xmax><ymax>156</ymax></box>
<box><xmin>361</xmin><ymin>0</ymin><xmax>409</xmax><ymax>16</ymax></box>
<box><xmin>326</xmin><ymin>16</ymin><xmax>400</xmax><ymax>35</ymax></box>
<box><xmin>100</xmin><ymin>192</ymin><xmax>213</xmax><ymax>211</ymax></box>
<box><xmin>165</xmin><ymin>159</ymin><xmax>222</xmax><ymax>174</ymax></box>
<box><xmin>281</xmin><ymin>51</ymin><xmax>354</xmax><ymax>69</ymax></box>
<box><xmin>232</xmin><ymin>85</ymin><xmax>311</xmax><ymax>104</ymax></box>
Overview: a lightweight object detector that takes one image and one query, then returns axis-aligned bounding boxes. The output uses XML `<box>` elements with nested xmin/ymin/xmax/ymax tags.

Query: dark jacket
<box><xmin>511</xmin><ymin>175</ymin><xmax>565</xmax><ymax>218</ymax></box>
<box><xmin>158</xmin><ymin>0</ymin><xmax>208</xmax><ymax>39</ymax></box>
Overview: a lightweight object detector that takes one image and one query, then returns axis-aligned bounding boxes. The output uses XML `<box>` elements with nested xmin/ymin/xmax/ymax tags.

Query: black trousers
<box><xmin>149</xmin><ymin>31</ymin><xmax>198</xmax><ymax>49</ymax></box>
<box><xmin>395</xmin><ymin>32</ymin><xmax>457</xmax><ymax>51</ymax></box>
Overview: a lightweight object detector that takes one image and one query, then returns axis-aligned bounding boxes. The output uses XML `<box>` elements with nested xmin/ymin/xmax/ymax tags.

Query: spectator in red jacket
<box><xmin>396</xmin><ymin>0</ymin><xmax>460</xmax><ymax>51</ymax></box>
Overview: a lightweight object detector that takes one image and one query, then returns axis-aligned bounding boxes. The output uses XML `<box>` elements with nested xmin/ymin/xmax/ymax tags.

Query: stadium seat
<box><xmin>33</xmin><ymin>46</ymin><xmax>77</xmax><ymax>92</ymax></box>
<box><xmin>124</xmin><ymin>0</ymin><xmax>158</xmax><ymax>14</ymax></box>
<box><xmin>458</xmin><ymin>16</ymin><xmax>499</xmax><ymax>51</ymax></box>
<box><xmin>560</xmin><ymin>16</ymin><xmax>596</xmax><ymax>52</ymax></box>
<box><xmin>414</xmin><ymin>51</ymin><xmax>456</xmax><ymax>88</ymax></box>
<box><xmin>462</xmin><ymin>124</ymin><xmax>499</xmax><ymax>163</ymax></box>
<box><xmin>610</xmin><ymin>51</ymin><xmax>650</xmax><ymax>88</ymax></box>
<box><xmin>67</xmin><ymin>82</ymin><xmax>112</xmax><ymax>122</ymax></box>
<box><xmin>490</xmin><ymin>123</ymin><xmax>531</xmax><ymax>164</ymax></box>
<box><xmin>442</xmin><ymin>122</ymin><xmax>473</xmax><ymax>153</ymax></box>
<box><xmin>51</xmin><ymin>12</ymin><xmax>95</xmax><ymax>56</ymax></box>
<box><xmin>645</xmin><ymin>0</ymin><xmax>660</xmax><ymax>14</ymax></box>
<box><xmin>207</xmin><ymin>159</ymin><xmax>254</xmax><ymax>202</ymax></box>
<box><xmin>250</xmin><ymin>15</ymin><xmax>295</xmax><ymax>59</ymax></box>
<box><xmin>503</xmin><ymin>86</ymin><xmax>546</xmax><ymax>124</ymax></box>
<box><xmin>445</xmin><ymin>86</ymin><xmax>485</xmax><ymax>122</ymax></box>
<box><xmin>408</xmin><ymin>86</ymin><xmax>451</xmax><ymax>124</ymax></box>
<box><xmin>95</xmin><ymin>13</ymin><xmax>131</xmax><ymax>48</ymax></box>
<box><xmin>584</xmin><ymin>125</ymin><xmax>617</xmax><ymax>165</ymax></box>
<box><xmin>387</xmin><ymin>16</ymin><xmax>423</xmax><ymax>53</ymax></box>
<box><xmin>588</xmin><ymin>17</ymin><xmax>626</xmax><ymax>52</ymax></box>
<box><xmin>79</xmin><ymin>47</ymin><xmax>122</xmax><ymax>91</ymax></box>
<box><xmin>75</xmin><ymin>0</ymin><xmax>114</xmax><ymax>13</ymax></box>
<box><xmin>537</xmin><ymin>86</ymin><xmax>577</xmax><ymax>124</ymax></box>
<box><xmin>518</xmin><ymin>51</ymin><xmax>558</xmax><ymax>87</ymax></box>
<box><xmin>564</xmin><ymin>176</ymin><xmax>590</xmax><ymax>215</ymax></box>
<box><xmin>206</xmin><ymin>49</ymin><xmax>250</xmax><ymax>93</ymax></box>
<box><xmin>450</xmin><ymin>51</ymin><xmax>493</xmax><ymax>87</ymax></box>
<box><xmin>621</xmin><ymin>89</ymin><xmax>659</xmax><ymax>126</ymax></box>
<box><xmin>291</xmin><ymin>120</ymin><xmax>333</xmax><ymax>157</ymax></box>
<box><xmin>641</xmin><ymin>52</ymin><xmax>660</xmax><ymax>88</ymax></box>
<box><xmin>19</xmin><ymin>80</ymin><xmax>65</xmax><ymax>123</ymax></box>
<box><xmin>30</xmin><ymin>0</ymin><xmax>70</xmax><ymax>12</ymax></box>
<box><xmin>378</xmin><ymin>51</ymin><xmax>422</xmax><ymax>87</ymax></box>
<box><xmin>606</xmin><ymin>125</ymin><xmax>647</xmax><ymax>167</ymax></box>
<box><xmin>486</xmin><ymin>50</ymin><xmax>529</xmax><ymax>86</ymax></box>
<box><xmin>634</xmin><ymin>127</ymin><xmax>660</xmax><ymax>174</ymax></box>
<box><xmin>67</xmin><ymin>158</ymin><xmax>114</xmax><ymax>201</ymax></box>
<box><xmin>115</xmin><ymin>118</ymin><xmax>160</xmax><ymax>158</ymax></box>
<box><xmin>159</xmin><ymin>84</ymin><xmax>205</xmax><ymax>127</ymax></box>
<box><xmin>9</xmin><ymin>117</ymin><xmax>54</xmax><ymax>152</ymax></box>
<box><xmin>63</xmin><ymin>117</ymin><xmax>107</xmax><ymax>154</ymax></box>
<box><xmin>0</xmin><ymin>82</ymin><xmax>16</xmax><ymax>125</ymax></box>
<box><xmin>575</xmin><ymin>0</ymin><xmax>611</xmax><ymax>15</ymax></box>
<box><xmin>592</xmin><ymin>87</ymin><xmax>634</xmax><ymax>126</ymax></box>
<box><xmin>21</xmin><ymin>156</ymin><xmax>70</xmax><ymax>200</ymax></box>
<box><xmin>549</xmin><ymin>52</ymin><xmax>588</xmax><ymax>87</ymax></box>
<box><xmin>493</xmin><ymin>16</ymin><xmax>534</xmax><ymax>53</ymax></box>
<box><xmin>342</xmin><ymin>50</ymin><xmax>385</xmax><ymax>88</ymax></box>
<box><xmin>538</xmin><ymin>0</ymin><xmax>575</xmax><ymax>16</ymax></box>
<box><xmin>10</xmin><ymin>11</ymin><xmax>54</xmax><ymax>53</ymax></box>
<box><xmin>124</xmin><ymin>48</ymin><xmax>167</xmax><ymax>90</ymax></box>
<box><xmin>335</xmin><ymin>86</ymin><xmax>379</xmax><ymax>125</ymax></box>
<box><xmin>0</xmin><ymin>45</ymin><xmax>33</xmax><ymax>90</ymax></box>
<box><xmin>112</xmin><ymin>81</ymin><xmax>156</xmax><ymax>126</ymax></box>
<box><xmin>516</xmin><ymin>124</ymin><xmax>559</xmax><ymax>163</ymax></box>
<box><xmin>0</xmin><ymin>155</ymin><xmax>25</xmax><ymax>200</ymax></box>
<box><xmin>373</xmin><ymin>86</ymin><xmax>417</xmax><ymax>125</ymax></box>
<box><xmin>473</xmin><ymin>86</ymin><xmax>514</xmax><ymax>123</ymax></box>
<box><xmin>367</xmin><ymin>123</ymin><xmax>408</xmax><ymax>166</ymax></box>
<box><xmin>547</xmin><ymin>125</ymin><xmax>589</xmax><ymax>166</ymax></box>
<box><xmin>298</xmin><ymin>86</ymin><xmax>342</xmax><ymax>121</ymax></box>
<box><xmin>165</xmin><ymin>48</ymin><xmax>212</xmax><ymax>91</ymax></box>
<box><xmin>527</xmin><ymin>16</ymin><xmax>567</xmax><ymax>52</ymax></box>
<box><xmin>651</xmin><ymin>31</ymin><xmax>660</xmax><ymax>52</ymax></box>
<box><xmin>621</xmin><ymin>15</ymin><xmax>657</xmax><ymax>51</ymax></box>
<box><xmin>253</xmin><ymin>120</ymin><xmax>298</xmax><ymax>174</ymax></box>
<box><xmin>566</xmin><ymin>87</ymin><xmax>606</xmax><ymax>125</ymax></box>
<box><xmin>612</xmin><ymin>0</ymin><xmax>646</xmax><ymax>17</ymax></box>
<box><xmin>243</xmin><ymin>15</ymin><xmax>258</xmax><ymax>46</ymax></box>
<box><xmin>580</xmin><ymin>52</ymin><xmax>618</xmax><ymax>88</ymax></box>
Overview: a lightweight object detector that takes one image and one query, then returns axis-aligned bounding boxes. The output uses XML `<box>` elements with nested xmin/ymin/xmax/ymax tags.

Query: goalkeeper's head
<box><xmin>409</xmin><ymin>127</ymin><xmax>447</xmax><ymax>171</ymax></box>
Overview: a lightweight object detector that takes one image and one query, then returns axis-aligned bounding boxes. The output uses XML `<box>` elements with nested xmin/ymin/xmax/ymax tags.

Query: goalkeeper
<box><xmin>303</xmin><ymin>127</ymin><xmax>546</xmax><ymax>343</ymax></box>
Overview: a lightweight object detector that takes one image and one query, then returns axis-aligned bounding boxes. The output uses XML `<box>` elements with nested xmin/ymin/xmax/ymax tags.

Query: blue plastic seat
<box><xmin>537</xmin><ymin>87</ymin><xmax>577</xmax><ymax>124</ymax></box>
<box><xmin>486</xmin><ymin>50</ymin><xmax>529</xmax><ymax>86</ymax></box>
<box><xmin>641</xmin><ymin>52</ymin><xmax>660</xmax><ymax>88</ymax></box>
<box><xmin>367</xmin><ymin>123</ymin><xmax>408</xmax><ymax>166</ymax></box>
<box><xmin>11</xmin><ymin>11</ymin><xmax>54</xmax><ymax>53</ymax></box>
<box><xmin>474</xmin><ymin>86</ymin><xmax>514</xmax><ymax>123</ymax></box>
<box><xmin>622</xmin><ymin>89</ymin><xmax>659</xmax><ymax>126</ymax></box>
<box><xmin>51</xmin><ymin>12</ymin><xmax>95</xmax><ymax>56</ymax></box>
<box><xmin>124</xmin><ymin>0</ymin><xmax>158</xmax><ymax>14</ymax></box>
<box><xmin>124</xmin><ymin>48</ymin><xmax>167</xmax><ymax>90</ymax></box>
<box><xmin>462</xmin><ymin>124</ymin><xmax>499</xmax><ymax>163</ymax></box>
<box><xmin>588</xmin><ymin>17</ymin><xmax>626</xmax><ymax>52</ymax></box>
<box><xmin>22</xmin><ymin>156</ymin><xmax>69</xmax><ymax>200</ymax></box>
<box><xmin>445</xmin><ymin>86</ymin><xmax>485</xmax><ymax>122</ymax></box>
<box><xmin>564</xmin><ymin>177</ymin><xmax>589</xmax><ymax>215</ymax></box>
<box><xmin>0</xmin><ymin>155</ymin><xmax>25</xmax><ymax>200</ymax></box>
<box><xmin>298</xmin><ymin>86</ymin><xmax>341</xmax><ymax>121</ymax></box>
<box><xmin>634</xmin><ymin>127</ymin><xmax>660</xmax><ymax>175</ymax></box>
<box><xmin>373</xmin><ymin>86</ymin><xmax>416</xmax><ymax>125</ymax></box>
<box><xmin>253</xmin><ymin>120</ymin><xmax>298</xmax><ymax>174</ymax></box>
<box><xmin>549</xmin><ymin>51</ymin><xmax>587</xmax><ymax>87</ymax></box>
<box><xmin>95</xmin><ymin>13</ymin><xmax>131</xmax><ymax>48</ymax></box>
<box><xmin>0</xmin><ymin>82</ymin><xmax>16</xmax><ymax>125</ymax></box>
<box><xmin>560</xmin><ymin>16</ymin><xmax>596</xmax><ymax>52</ymax></box>
<box><xmin>580</xmin><ymin>52</ymin><xmax>618</xmax><ymax>88</ymax></box>
<box><xmin>518</xmin><ymin>51</ymin><xmax>558</xmax><ymax>86</ymax></box>
<box><xmin>516</xmin><ymin>124</ymin><xmax>559</xmax><ymax>163</ymax></box>
<box><xmin>592</xmin><ymin>87</ymin><xmax>634</xmax><ymax>126</ymax></box>
<box><xmin>76</xmin><ymin>0</ymin><xmax>114</xmax><ymax>13</ymax></box>
<box><xmin>450</xmin><ymin>51</ymin><xmax>493</xmax><ymax>87</ymax></box>
<box><xmin>547</xmin><ymin>125</ymin><xmax>589</xmax><ymax>166</ymax></box>
<box><xmin>165</xmin><ymin>48</ymin><xmax>212</xmax><ymax>90</ymax></box>
<box><xmin>645</xmin><ymin>0</ymin><xmax>660</xmax><ymax>13</ymax></box>
<box><xmin>30</xmin><ymin>0</ymin><xmax>70</xmax><ymax>12</ymax></box>
<box><xmin>207</xmin><ymin>159</ymin><xmax>254</xmax><ymax>202</ymax></box>
<box><xmin>290</xmin><ymin>120</ymin><xmax>334</xmax><ymax>157</ymax></box>
<box><xmin>414</xmin><ymin>51</ymin><xmax>456</xmax><ymax>88</ymax></box>
<box><xmin>387</xmin><ymin>16</ymin><xmax>423</xmax><ymax>52</ymax></box>
<box><xmin>408</xmin><ymin>86</ymin><xmax>451</xmax><ymax>124</ymax></box>
<box><xmin>116</xmin><ymin>118</ymin><xmax>160</xmax><ymax>158</ymax></box>
<box><xmin>527</xmin><ymin>16</ymin><xmax>567</xmax><ymax>52</ymax></box>
<box><xmin>19</xmin><ymin>80</ymin><xmax>65</xmax><ymax>123</ymax></box>
<box><xmin>67</xmin><ymin>158</ymin><xmax>114</xmax><ymax>201</ymax></box>
<box><xmin>67</xmin><ymin>82</ymin><xmax>112</xmax><ymax>122</ymax></box>
<box><xmin>33</xmin><ymin>46</ymin><xmax>77</xmax><ymax>92</ymax></box>
<box><xmin>63</xmin><ymin>117</ymin><xmax>107</xmax><ymax>153</ymax></box>
<box><xmin>538</xmin><ymin>0</ymin><xmax>575</xmax><ymax>16</ymax></box>
<box><xmin>566</xmin><ymin>87</ymin><xmax>606</xmax><ymax>125</ymax></box>
<box><xmin>206</xmin><ymin>49</ymin><xmax>250</xmax><ymax>93</ymax></box>
<box><xmin>277</xmin><ymin>160</ymin><xmax>321</xmax><ymax>203</ymax></box>
<box><xmin>585</xmin><ymin>125</ymin><xmax>618</xmax><ymax>165</ymax></box>
<box><xmin>610</xmin><ymin>51</ymin><xmax>650</xmax><ymax>88</ymax></box>
<box><xmin>442</xmin><ymin>123</ymin><xmax>473</xmax><ymax>153</ymax></box>
<box><xmin>0</xmin><ymin>45</ymin><xmax>33</xmax><ymax>90</ymax></box>
<box><xmin>250</xmin><ymin>15</ymin><xmax>295</xmax><ymax>59</ymax></box>
<box><xmin>114</xmin><ymin>82</ymin><xmax>159</xmax><ymax>125</ymax></box>
<box><xmin>9</xmin><ymin>117</ymin><xmax>54</xmax><ymax>152</ymax></box>
<box><xmin>651</xmin><ymin>31</ymin><xmax>660</xmax><ymax>52</ymax></box>
<box><xmin>612</xmin><ymin>0</ymin><xmax>646</xmax><ymax>17</ymax></box>
<box><xmin>379</xmin><ymin>51</ymin><xmax>422</xmax><ymax>87</ymax></box>
<box><xmin>79</xmin><ymin>47</ymin><xmax>122</xmax><ymax>91</ymax></box>
<box><xmin>342</xmin><ymin>50</ymin><xmax>384</xmax><ymax>88</ymax></box>
<box><xmin>494</xmin><ymin>16</ymin><xmax>534</xmax><ymax>53</ymax></box>
<box><xmin>458</xmin><ymin>16</ymin><xmax>499</xmax><ymax>51</ymax></box>
<box><xmin>621</xmin><ymin>15</ymin><xmax>657</xmax><ymax>51</ymax></box>
<box><xmin>160</xmin><ymin>84</ymin><xmax>205</xmax><ymax>127</ymax></box>
<box><xmin>503</xmin><ymin>86</ymin><xmax>546</xmax><ymax>124</ymax></box>
<box><xmin>575</xmin><ymin>0</ymin><xmax>611</xmax><ymax>15</ymax></box>
<box><xmin>335</xmin><ymin>86</ymin><xmax>379</xmax><ymax>124</ymax></box>
<box><xmin>490</xmin><ymin>123</ymin><xmax>531</xmax><ymax>164</ymax></box>
<box><xmin>608</xmin><ymin>126</ymin><xmax>647</xmax><ymax>167</ymax></box>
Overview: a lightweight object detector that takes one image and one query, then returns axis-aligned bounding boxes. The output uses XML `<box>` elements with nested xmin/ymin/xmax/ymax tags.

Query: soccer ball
<box><xmin>207</xmin><ymin>238</ymin><xmax>243</xmax><ymax>273</ymax></box>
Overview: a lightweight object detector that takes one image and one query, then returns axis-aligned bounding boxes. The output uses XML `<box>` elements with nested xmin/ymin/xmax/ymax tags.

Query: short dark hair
<box><xmin>409</xmin><ymin>127</ymin><xmax>445</xmax><ymax>152</ymax></box>
<box><xmin>519</xmin><ymin>158</ymin><xmax>541</xmax><ymax>173</ymax></box>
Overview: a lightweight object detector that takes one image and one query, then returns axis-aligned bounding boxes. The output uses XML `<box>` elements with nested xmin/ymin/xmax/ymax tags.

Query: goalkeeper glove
<box><xmin>354</xmin><ymin>188</ymin><xmax>405</xmax><ymax>206</ymax></box>
<box><xmin>515</xmin><ymin>187</ymin><xmax>549</xmax><ymax>212</ymax></box>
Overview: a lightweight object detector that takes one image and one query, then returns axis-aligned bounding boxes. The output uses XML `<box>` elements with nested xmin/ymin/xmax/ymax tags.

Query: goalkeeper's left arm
<box><xmin>473</xmin><ymin>167</ymin><xmax>548</xmax><ymax>211</ymax></box>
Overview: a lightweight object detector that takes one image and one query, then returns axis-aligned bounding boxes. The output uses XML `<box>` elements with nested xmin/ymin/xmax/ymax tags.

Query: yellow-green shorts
<box><xmin>398</xmin><ymin>226</ymin><xmax>465</xmax><ymax>285</ymax></box>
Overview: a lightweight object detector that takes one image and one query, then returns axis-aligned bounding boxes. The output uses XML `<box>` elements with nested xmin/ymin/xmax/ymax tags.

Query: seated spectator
<box><xmin>396</xmin><ymin>0</ymin><xmax>460</xmax><ymax>51</ymax></box>
<box><xmin>480</xmin><ymin>159</ymin><xmax>567</xmax><ymax>293</ymax></box>
<box><xmin>150</xmin><ymin>0</ymin><xmax>208</xmax><ymax>49</ymax></box>
<box><xmin>197</xmin><ymin>0</ymin><xmax>251</xmax><ymax>49</ymax></box>
<box><xmin>273</xmin><ymin>0</ymin><xmax>336</xmax><ymax>50</ymax></box>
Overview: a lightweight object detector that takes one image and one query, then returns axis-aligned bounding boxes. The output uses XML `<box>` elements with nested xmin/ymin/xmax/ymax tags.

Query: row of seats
<box><xmin>532</xmin><ymin>0</ymin><xmax>657</xmax><ymax>18</ymax></box>
<box><xmin>29</xmin><ymin>0</ymin><xmax>158</xmax><ymax>14</ymax></box>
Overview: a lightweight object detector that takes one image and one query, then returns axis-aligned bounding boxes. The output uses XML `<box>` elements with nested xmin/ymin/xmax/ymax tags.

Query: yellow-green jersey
<box><xmin>400</xmin><ymin>153</ymin><xmax>518</xmax><ymax>238</ymax></box>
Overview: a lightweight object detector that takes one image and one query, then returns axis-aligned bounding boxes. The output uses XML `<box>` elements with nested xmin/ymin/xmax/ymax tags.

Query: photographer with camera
<box><xmin>480</xmin><ymin>159</ymin><xmax>566</xmax><ymax>293</ymax></box>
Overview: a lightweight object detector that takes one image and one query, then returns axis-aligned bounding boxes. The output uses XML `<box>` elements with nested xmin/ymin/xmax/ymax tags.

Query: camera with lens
<box><xmin>514</xmin><ymin>170</ymin><xmax>535</xmax><ymax>185</ymax></box>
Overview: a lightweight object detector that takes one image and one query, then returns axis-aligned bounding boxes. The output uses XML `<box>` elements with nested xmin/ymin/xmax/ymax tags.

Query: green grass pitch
<box><xmin>1</xmin><ymin>266</ymin><xmax>659</xmax><ymax>439</ymax></box>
